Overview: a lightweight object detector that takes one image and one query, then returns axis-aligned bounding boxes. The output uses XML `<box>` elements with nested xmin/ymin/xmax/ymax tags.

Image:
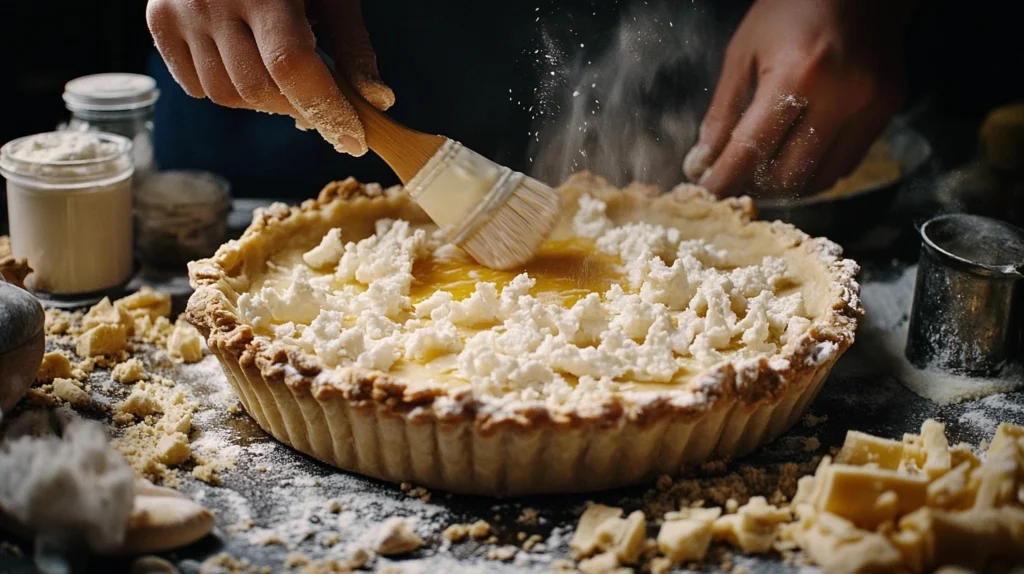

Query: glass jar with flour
<box><xmin>0</xmin><ymin>131</ymin><xmax>134</xmax><ymax>299</ymax></box>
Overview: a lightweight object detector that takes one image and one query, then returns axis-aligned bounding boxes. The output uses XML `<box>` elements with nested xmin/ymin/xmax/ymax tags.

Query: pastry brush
<box><xmin>332</xmin><ymin>77</ymin><xmax>560</xmax><ymax>270</ymax></box>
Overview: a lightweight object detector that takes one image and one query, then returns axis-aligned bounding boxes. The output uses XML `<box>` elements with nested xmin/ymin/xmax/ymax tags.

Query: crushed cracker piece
<box><xmin>51</xmin><ymin>377</ymin><xmax>90</xmax><ymax>407</ymax></box>
<box><xmin>112</xmin><ymin>358</ymin><xmax>148</xmax><ymax>383</ymax></box>
<box><xmin>76</xmin><ymin>323</ymin><xmax>127</xmax><ymax>357</ymax></box>
<box><xmin>36</xmin><ymin>351</ymin><xmax>74</xmax><ymax>382</ymax></box>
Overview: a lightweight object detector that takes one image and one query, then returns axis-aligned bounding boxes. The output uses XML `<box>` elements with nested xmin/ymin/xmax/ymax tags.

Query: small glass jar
<box><xmin>0</xmin><ymin>132</ymin><xmax>134</xmax><ymax>298</ymax></box>
<box><xmin>134</xmin><ymin>170</ymin><xmax>232</xmax><ymax>269</ymax></box>
<box><xmin>63</xmin><ymin>73</ymin><xmax>159</xmax><ymax>181</ymax></box>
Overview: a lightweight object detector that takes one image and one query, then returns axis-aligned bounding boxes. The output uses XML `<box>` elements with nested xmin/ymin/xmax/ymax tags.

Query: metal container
<box><xmin>905</xmin><ymin>213</ymin><xmax>1024</xmax><ymax>376</ymax></box>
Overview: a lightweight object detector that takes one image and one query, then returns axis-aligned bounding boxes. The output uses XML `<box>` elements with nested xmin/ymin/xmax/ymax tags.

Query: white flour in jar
<box><xmin>7</xmin><ymin>132</ymin><xmax>121</xmax><ymax>163</ymax></box>
<box><xmin>1</xmin><ymin>131</ymin><xmax>134</xmax><ymax>295</ymax></box>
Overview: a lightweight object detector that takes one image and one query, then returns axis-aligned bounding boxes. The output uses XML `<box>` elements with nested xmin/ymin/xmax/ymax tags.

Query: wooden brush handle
<box><xmin>332</xmin><ymin>73</ymin><xmax>444</xmax><ymax>184</ymax></box>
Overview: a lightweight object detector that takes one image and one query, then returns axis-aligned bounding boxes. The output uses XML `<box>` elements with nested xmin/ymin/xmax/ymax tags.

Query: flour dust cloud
<box><xmin>527</xmin><ymin>1</ymin><xmax>728</xmax><ymax>190</ymax></box>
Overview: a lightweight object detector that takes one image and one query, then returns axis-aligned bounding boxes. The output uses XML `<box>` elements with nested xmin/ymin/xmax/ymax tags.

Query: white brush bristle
<box><xmin>460</xmin><ymin>175</ymin><xmax>562</xmax><ymax>269</ymax></box>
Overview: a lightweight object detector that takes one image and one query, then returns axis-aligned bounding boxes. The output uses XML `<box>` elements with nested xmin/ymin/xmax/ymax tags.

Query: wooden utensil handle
<box><xmin>333</xmin><ymin>74</ymin><xmax>418</xmax><ymax>155</ymax></box>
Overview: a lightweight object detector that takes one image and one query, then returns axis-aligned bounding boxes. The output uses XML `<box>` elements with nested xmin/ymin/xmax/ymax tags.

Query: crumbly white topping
<box><xmin>239</xmin><ymin>195</ymin><xmax>810</xmax><ymax>405</ymax></box>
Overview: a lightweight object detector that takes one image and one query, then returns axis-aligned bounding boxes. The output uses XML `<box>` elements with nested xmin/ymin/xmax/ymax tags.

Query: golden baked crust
<box><xmin>186</xmin><ymin>173</ymin><xmax>862</xmax><ymax>495</ymax></box>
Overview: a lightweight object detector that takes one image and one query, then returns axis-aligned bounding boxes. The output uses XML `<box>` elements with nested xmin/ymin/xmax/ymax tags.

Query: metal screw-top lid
<box><xmin>63</xmin><ymin>73</ymin><xmax>160</xmax><ymax>112</ymax></box>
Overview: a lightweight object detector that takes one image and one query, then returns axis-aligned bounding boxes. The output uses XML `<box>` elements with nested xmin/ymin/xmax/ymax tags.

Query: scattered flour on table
<box><xmin>958</xmin><ymin>394</ymin><xmax>1024</xmax><ymax>436</ymax></box>
<box><xmin>856</xmin><ymin>266</ymin><xmax>1022</xmax><ymax>405</ymax></box>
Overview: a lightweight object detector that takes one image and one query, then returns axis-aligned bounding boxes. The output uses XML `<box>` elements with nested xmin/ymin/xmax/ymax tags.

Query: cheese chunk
<box><xmin>926</xmin><ymin>462</ymin><xmax>974</xmax><ymax>510</ymax></box>
<box><xmin>835</xmin><ymin>431</ymin><xmax>905</xmax><ymax>469</ymax></box>
<box><xmin>594</xmin><ymin>510</ymin><xmax>646</xmax><ymax>564</ymax></box>
<box><xmin>987</xmin><ymin>423</ymin><xmax>1024</xmax><ymax>458</ymax></box>
<box><xmin>921</xmin><ymin>419</ymin><xmax>952</xmax><ymax>479</ymax></box>
<box><xmin>571</xmin><ymin>504</ymin><xmax>624</xmax><ymax>559</ymax></box>
<box><xmin>814</xmin><ymin>464</ymin><xmax>929</xmax><ymax>528</ymax></box>
<box><xmin>792</xmin><ymin>511</ymin><xmax>904</xmax><ymax>574</ymax></box>
<box><xmin>712</xmin><ymin>496</ymin><xmax>790</xmax><ymax>553</ymax></box>
<box><xmin>657</xmin><ymin>507</ymin><xmax>720</xmax><ymax>562</ymax></box>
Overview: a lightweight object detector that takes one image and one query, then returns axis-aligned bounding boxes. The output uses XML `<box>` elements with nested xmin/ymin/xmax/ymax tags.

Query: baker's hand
<box><xmin>145</xmin><ymin>0</ymin><xmax>394</xmax><ymax>155</ymax></box>
<box><xmin>683</xmin><ymin>0</ymin><xmax>911</xmax><ymax>197</ymax></box>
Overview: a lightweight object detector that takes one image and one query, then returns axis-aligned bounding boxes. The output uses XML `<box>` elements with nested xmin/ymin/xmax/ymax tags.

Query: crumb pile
<box><xmin>27</xmin><ymin>287</ymin><xmax>228</xmax><ymax>488</ymax></box>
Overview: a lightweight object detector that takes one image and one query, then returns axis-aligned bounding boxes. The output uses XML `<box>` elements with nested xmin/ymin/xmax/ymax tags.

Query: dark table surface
<box><xmin>2</xmin><ymin>110</ymin><xmax>1023</xmax><ymax>573</ymax></box>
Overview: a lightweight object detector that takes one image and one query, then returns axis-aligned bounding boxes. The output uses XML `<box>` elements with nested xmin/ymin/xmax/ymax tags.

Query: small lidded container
<box><xmin>0</xmin><ymin>131</ymin><xmax>134</xmax><ymax>297</ymax></box>
<box><xmin>134</xmin><ymin>170</ymin><xmax>232</xmax><ymax>269</ymax></box>
<box><xmin>63</xmin><ymin>73</ymin><xmax>159</xmax><ymax>180</ymax></box>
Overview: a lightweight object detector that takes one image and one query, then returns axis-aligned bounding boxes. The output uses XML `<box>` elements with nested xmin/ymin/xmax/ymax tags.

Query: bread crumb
<box><xmin>36</xmin><ymin>351</ymin><xmax>74</xmax><ymax>382</ymax></box>
<box><xmin>43</xmin><ymin>310</ymin><xmax>72</xmax><ymax>338</ymax></box>
<box><xmin>327</xmin><ymin>499</ymin><xmax>342</xmax><ymax>514</ymax></box>
<box><xmin>649</xmin><ymin>556</ymin><xmax>672</xmax><ymax>574</ymax></box>
<box><xmin>522</xmin><ymin>534</ymin><xmax>544</xmax><ymax>551</ymax></box>
<box><xmin>154</xmin><ymin>432</ymin><xmax>191</xmax><ymax>466</ymax></box>
<box><xmin>468</xmin><ymin>519</ymin><xmax>492</xmax><ymax>539</ymax></box>
<box><xmin>577</xmin><ymin>551</ymin><xmax>618</xmax><ymax>573</ymax></box>
<box><xmin>282</xmin><ymin>552</ymin><xmax>310</xmax><ymax>569</ymax></box>
<box><xmin>112</xmin><ymin>358</ymin><xmax>148</xmax><ymax>383</ymax></box>
<box><xmin>373</xmin><ymin>517</ymin><xmax>423</xmax><ymax>556</ymax></box>
<box><xmin>227</xmin><ymin>520</ymin><xmax>255</xmax><ymax>534</ymax></box>
<box><xmin>134</xmin><ymin>314</ymin><xmax>174</xmax><ymax>345</ymax></box>
<box><xmin>518</xmin><ymin>507</ymin><xmax>540</xmax><ymax>525</ymax></box>
<box><xmin>190</xmin><ymin>448</ymin><xmax>235</xmax><ymax>486</ymax></box>
<box><xmin>117</xmin><ymin>388</ymin><xmax>161</xmax><ymax>418</ymax></box>
<box><xmin>257</xmin><ymin>533</ymin><xmax>287</xmax><ymax>547</ymax></box>
<box><xmin>345</xmin><ymin>547</ymin><xmax>371</xmax><ymax>570</ymax></box>
<box><xmin>320</xmin><ymin>533</ymin><xmax>340</xmax><ymax>547</ymax></box>
<box><xmin>486</xmin><ymin>546</ymin><xmax>517</xmax><ymax>561</ymax></box>
<box><xmin>24</xmin><ymin>387</ymin><xmax>56</xmax><ymax>407</ymax></box>
<box><xmin>803</xmin><ymin>436</ymin><xmax>821</xmax><ymax>452</ymax></box>
<box><xmin>442</xmin><ymin>524</ymin><xmax>469</xmax><ymax>542</ymax></box>
<box><xmin>52</xmin><ymin>377</ymin><xmax>91</xmax><ymax>407</ymax></box>
<box><xmin>198</xmin><ymin>553</ymin><xmax>270</xmax><ymax>574</ymax></box>
<box><xmin>803</xmin><ymin>413</ymin><xmax>827</xmax><ymax>427</ymax></box>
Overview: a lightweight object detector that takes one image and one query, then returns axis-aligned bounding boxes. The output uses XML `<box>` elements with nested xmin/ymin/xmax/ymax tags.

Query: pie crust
<box><xmin>186</xmin><ymin>173</ymin><xmax>862</xmax><ymax>496</ymax></box>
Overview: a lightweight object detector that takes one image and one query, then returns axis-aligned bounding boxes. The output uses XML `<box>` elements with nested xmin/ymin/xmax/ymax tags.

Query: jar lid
<box><xmin>63</xmin><ymin>73</ymin><xmax>160</xmax><ymax>112</ymax></box>
<box><xmin>135</xmin><ymin>170</ymin><xmax>231</xmax><ymax>209</ymax></box>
